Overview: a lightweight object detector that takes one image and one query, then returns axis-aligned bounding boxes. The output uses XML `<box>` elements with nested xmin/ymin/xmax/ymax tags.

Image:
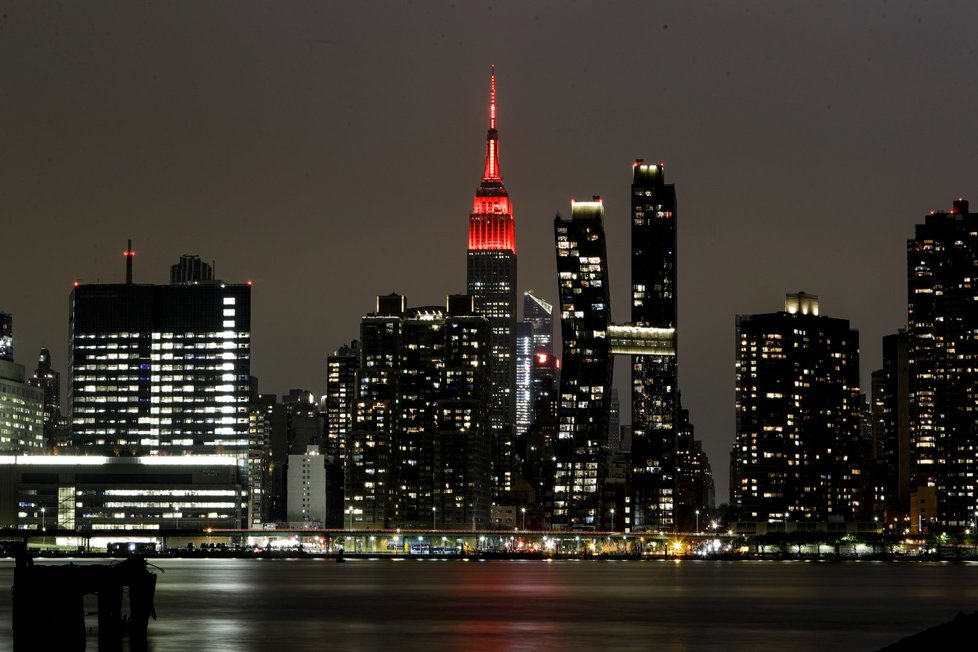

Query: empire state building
<box><xmin>467</xmin><ymin>66</ymin><xmax>517</xmax><ymax>496</ymax></box>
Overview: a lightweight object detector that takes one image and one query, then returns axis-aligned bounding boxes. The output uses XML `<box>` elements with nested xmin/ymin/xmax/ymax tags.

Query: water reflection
<box><xmin>2</xmin><ymin>558</ymin><xmax>977</xmax><ymax>652</ymax></box>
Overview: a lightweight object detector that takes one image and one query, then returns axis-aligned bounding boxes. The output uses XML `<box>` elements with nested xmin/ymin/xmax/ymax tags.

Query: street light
<box><xmin>695</xmin><ymin>509</ymin><xmax>700</xmax><ymax>535</ymax></box>
<box><xmin>432</xmin><ymin>506</ymin><xmax>437</xmax><ymax>531</ymax></box>
<box><xmin>610</xmin><ymin>508</ymin><xmax>616</xmax><ymax>532</ymax></box>
<box><xmin>40</xmin><ymin>507</ymin><xmax>46</xmax><ymax>532</ymax></box>
<box><xmin>521</xmin><ymin>507</ymin><xmax>526</xmax><ymax>531</ymax></box>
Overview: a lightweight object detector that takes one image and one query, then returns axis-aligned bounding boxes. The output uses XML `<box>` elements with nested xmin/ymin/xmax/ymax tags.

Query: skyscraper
<box><xmin>870</xmin><ymin>331</ymin><xmax>911</xmax><ymax>526</ymax></box>
<box><xmin>629</xmin><ymin>160</ymin><xmax>680</xmax><ymax>532</ymax></box>
<box><xmin>731</xmin><ymin>293</ymin><xmax>864</xmax><ymax>524</ymax></box>
<box><xmin>28</xmin><ymin>348</ymin><xmax>62</xmax><ymax>447</ymax></box>
<box><xmin>348</xmin><ymin>294</ymin><xmax>492</xmax><ymax>530</ymax></box>
<box><xmin>515</xmin><ymin>291</ymin><xmax>553</xmax><ymax>437</ymax></box>
<box><xmin>0</xmin><ymin>312</ymin><xmax>12</xmax><ymax>362</ymax></box>
<box><xmin>0</xmin><ymin>322</ymin><xmax>44</xmax><ymax>453</ymax></box>
<box><xmin>907</xmin><ymin>198</ymin><xmax>978</xmax><ymax>530</ymax></box>
<box><xmin>466</xmin><ymin>67</ymin><xmax>517</xmax><ymax>497</ymax></box>
<box><xmin>553</xmin><ymin>198</ymin><xmax>614</xmax><ymax>530</ymax></box>
<box><xmin>69</xmin><ymin>247</ymin><xmax>252</xmax><ymax>473</ymax></box>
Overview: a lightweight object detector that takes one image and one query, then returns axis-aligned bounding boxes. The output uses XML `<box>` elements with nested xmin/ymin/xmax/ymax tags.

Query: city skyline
<box><xmin>4</xmin><ymin>3</ymin><xmax>978</xmax><ymax>504</ymax></box>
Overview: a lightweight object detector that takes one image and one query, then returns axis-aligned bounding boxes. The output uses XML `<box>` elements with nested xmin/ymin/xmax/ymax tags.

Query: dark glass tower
<box><xmin>870</xmin><ymin>331</ymin><xmax>910</xmax><ymax>526</ymax></box>
<box><xmin>907</xmin><ymin>199</ymin><xmax>978</xmax><ymax>530</ymax></box>
<box><xmin>28</xmin><ymin>348</ymin><xmax>62</xmax><ymax>447</ymax></box>
<box><xmin>0</xmin><ymin>312</ymin><xmax>12</xmax><ymax>362</ymax></box>
<box><xmin>629</xmin><ymin>160</ymin><xmax>680</xmax><ymax>531</ymax></box>
<box><xmin>466</xmin><ymin>67</ymin><xmax>517</xmax><ymax>497</ymax></box>
<box><xmin>553</xmin><ymin>198</ymin><xmax>613</xmax><ymax>530</ymax></box>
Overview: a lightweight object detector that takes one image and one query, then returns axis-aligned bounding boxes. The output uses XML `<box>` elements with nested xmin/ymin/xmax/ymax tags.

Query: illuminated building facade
<box><xmin>553</xmin><ymin>199</ymin><xmax>614</xmax><ymax>530</ymax></box>
<box><xmin>516</xmin><ymin>292</ymin><xmax>554</xmax><ymax>438</ymax></box>
<box><xmin>0</xmin><ymin>359</ymin><xmax>44</xmax><ymax>453</ymax></box>
<box><xmin>732</xmin><ymin>293</ymin><xmax>864</xmax><ymax>524</ymax></box>
<box><xmin>466</xmin><ymin>68</ymin><xmax>517</xmax><ymax>497</ymax></box>
<box><xmin>287</xmin><ymin>446</ymin><xmax>327</xmax><ymax>526</ymax></box>
<box><xmin>907</xmin><ymin>199</ymin><xmax>978</xmax><ymax>529</ymax></box>
<box><xmin>0</xmin><ymin>314</ymin><xmax>44</xmax><ymax>452</ymax></box>
<box><xmin>69</xmin><ymin>250</ymin><xmax>252</xmax><ymax>477</ymax></box>
<box><xmin>0</xmin><ymin>455</ymin><xmax>245</xmax><ymax>532</ymax></box>
<box><xmin>348</xmin><ymin>294</ymin><xmax>491</xmax><ymax>530</ymax></box>
<box><xmin>247</xmin><ymin>393</ymin><xmax>278</xmax><ymax>526</ymax></box>
<box><xmin>629</xmin><ymin>161</ymin><xmax>680</xmax><ymax>531</ymax></box>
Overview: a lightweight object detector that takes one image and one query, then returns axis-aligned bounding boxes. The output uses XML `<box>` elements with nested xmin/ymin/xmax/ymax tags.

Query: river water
<box><xmin>2</xmin><ymin>557</ymin><xmax>977</xmax><ymax>652</ymax></box>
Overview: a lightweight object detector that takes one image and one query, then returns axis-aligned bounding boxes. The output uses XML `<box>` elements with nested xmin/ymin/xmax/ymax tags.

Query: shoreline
<box><xmin>8</xmin><ymin>549</ymin><xmax>978</xmax><ymax>563</ymax></box>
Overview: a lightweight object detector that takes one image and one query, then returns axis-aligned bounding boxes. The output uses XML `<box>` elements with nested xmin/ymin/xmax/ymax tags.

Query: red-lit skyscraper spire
<box><xmin>466</xmin><ymin>66</ymin><xmax>518</xmax><ymax>497</ymax></box>
<box><xmin>483</xmin><ymin>66</ymin><xmax>500</xmax><ymax>182</ymax></box>
<box><xmin>468</xmin><ymin>66</ymin><xmax>515</xmax><ymax>253</ymax></box>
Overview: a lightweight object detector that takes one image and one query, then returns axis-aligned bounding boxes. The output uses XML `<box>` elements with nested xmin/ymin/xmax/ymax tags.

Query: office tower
<box><xmin>516</xmin><ymin>292</ymin><xmax>554</xmax><ymax>438</ymax></box>
<box><xmin>731</xmin><ymin>293</ymin><xmax>864</xmax><ymax>524</ymax></box>
<box><xmin>0</xmin><ymin>456</ymin><xmax>243</xmax><ymax>531</ymax></box>
<box><xmin>28</xmin><ymin>348</ymin><xmax>63</xmax><ymax>447</ymax></box>
<box><xmin>466</xmin><ymin>67</ymin><xmax>517</xmax><ymax>497</ymax></box>
<box><xmin>0</xmin><ymin>358</ymin><xmax>44</xmax><ymax>452</ymax></box>
<box><xmin>553</xmin><ymin>198</ymin><xmax>614</xmax><ymax>530</ymax></box>
<box><xmin>907</xmin><ymin>199</ymin><xmax>978</xmax><ymax>529</ymax></box>
<box><xmin>348</xmin><ymin>294</ymin><xmax>491</xmax><ymax>529</ymax></box>
<box><xmin>0</xmin><ymin>312</ymin><xmax>11</xmax><ymax>361</ymax></box>
<box><xmin>524</xmin><ymin>291</ymin><xmax>554</xmax><ymax>355</ymax></box>
<box><xmin>170</xmin><ymin>254</ymin><xmax>214</xmax><ymax>284</ymax></box>
<box><xmin>629</xmin><ymin>160</ymin><xmax>680</xmax><ymax>532</ymax></box>
<box><xmin>69</xmin><ymin>249</ymin><xmax>251</xmax><ymax>475</ymax></box>
<box><xmin>871</xmin><ymin>331</ymin><xmax>911</xmax><ymax>526</ymax></box>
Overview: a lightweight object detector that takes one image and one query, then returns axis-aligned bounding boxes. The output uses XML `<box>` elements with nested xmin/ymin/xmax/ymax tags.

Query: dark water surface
<box><xmin>3</xmin><ymin>557</ymin><xmax>978</xmax><ymax>651</ymax></box>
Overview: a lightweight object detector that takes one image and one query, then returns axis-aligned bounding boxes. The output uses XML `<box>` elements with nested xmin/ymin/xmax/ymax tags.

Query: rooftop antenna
<box><xmin>125</xmin><ymin>239</ymin><xmax>135</xmax><ymax>284</ymax></box>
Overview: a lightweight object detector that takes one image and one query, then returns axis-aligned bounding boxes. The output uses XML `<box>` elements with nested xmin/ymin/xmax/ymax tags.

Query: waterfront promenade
<box><xmin>3</xmin><ymin>525</ymin><xmax>976</xmax><ymax>562</ymax></box>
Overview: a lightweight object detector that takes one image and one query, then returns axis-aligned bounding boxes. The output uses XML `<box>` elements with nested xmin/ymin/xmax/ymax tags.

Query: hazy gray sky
<box><xmin>4</xmin><ymin>1</ymin><xmax>978</xmax><ymax>503</ymax></box>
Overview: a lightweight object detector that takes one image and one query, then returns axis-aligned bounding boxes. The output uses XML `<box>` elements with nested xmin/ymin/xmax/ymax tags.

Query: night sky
<box><xmin>4</xmin><ymin>2</ymin><xmax>978</xmax><ymax>504</ymax></box>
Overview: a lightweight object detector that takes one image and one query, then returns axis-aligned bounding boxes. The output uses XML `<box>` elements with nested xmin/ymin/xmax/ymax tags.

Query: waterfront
<box><xmin>3</xmin><ymin>557</ymin><xmax>978</xmax><ymax>652</ymax></box>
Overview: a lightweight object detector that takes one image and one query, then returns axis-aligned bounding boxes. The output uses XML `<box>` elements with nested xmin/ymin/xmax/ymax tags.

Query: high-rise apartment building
<box><xmin>0</xmin><ymin>313</ymin><xmax>45</xmax><ymax>452</ymax></box>
<box><xmin>348</xmin><ymin>294</ymin><xmax>491</xmax><ymax>530</ymax></box>
<box><xmin>69</xmin><ymin>249</ymin><xmax>252</xmax><ymax>477</ymax></box>
<box><xmin>731</xmin><ymin>293</ymin><xmax>864</xmax><ymax>524</ymax></box>
<box><xmin>553</xmin><ymin>199</ymin><xmax>614</xmax><ymax>530</ymax></box>
<box><xmin>466</xmin><ymin>68</ymin><xmax>517</xmax><ymax>497</ymax></box>
<box><xmin>907</xmin><ymin>199</ymin><xmax>978</xmax><ymax>529</ymax></box>
<box><xmin>870</xmin><ymin>331</ymin><xmax>911</xmax><ymax>525</ymax></box>
<box><xmin>629</xmin><ymin>160</ymin><xmax>680</xmax><ymax>532</ymax></box>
